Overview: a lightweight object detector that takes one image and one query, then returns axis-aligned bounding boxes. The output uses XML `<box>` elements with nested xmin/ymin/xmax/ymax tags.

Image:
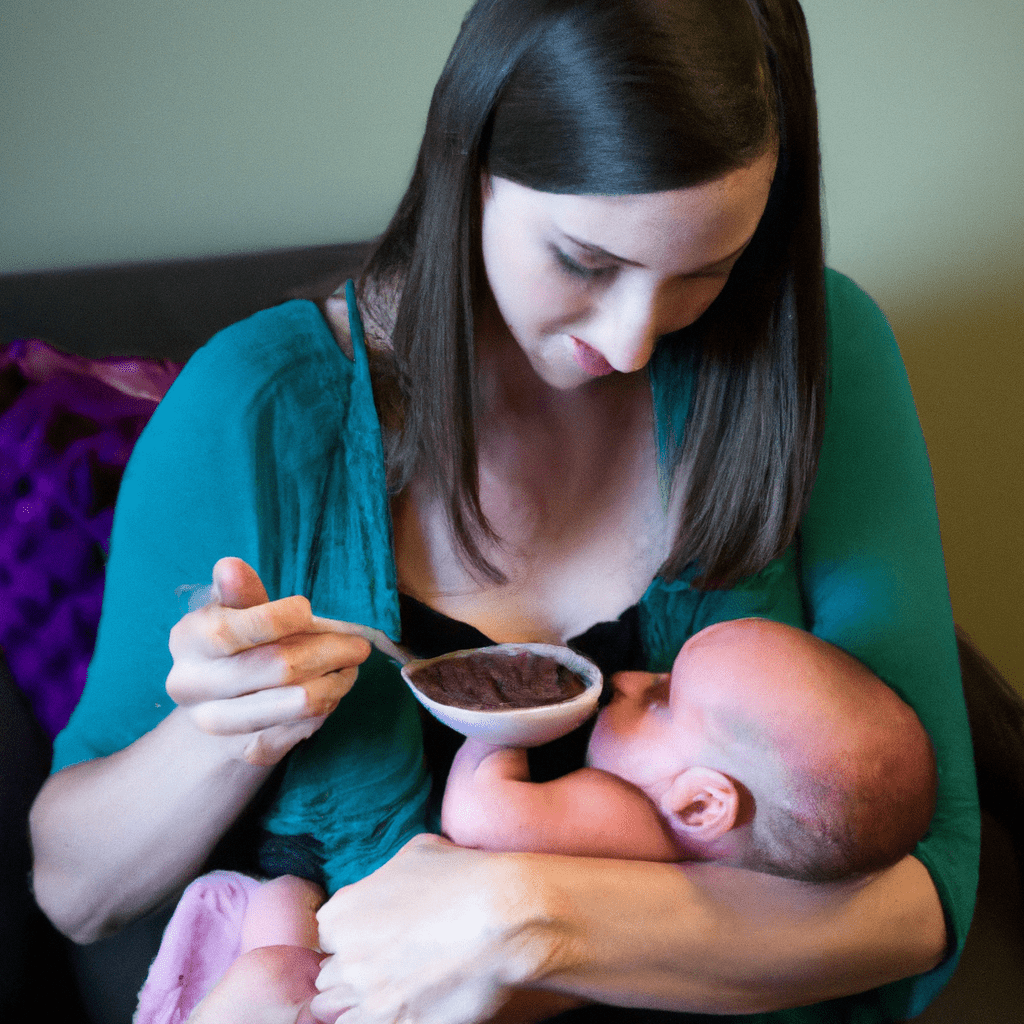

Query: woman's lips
<box><xmin>571</xmin><ymin>337</ymin><xmax>615</xmax><ymax>377</ymax></box>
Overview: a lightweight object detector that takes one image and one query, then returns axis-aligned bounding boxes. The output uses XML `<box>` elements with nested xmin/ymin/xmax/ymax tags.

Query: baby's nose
<box><xmin>610</xmin><ymin>670</ymin><xmax>663</xmax><ymax>701</ymax></box>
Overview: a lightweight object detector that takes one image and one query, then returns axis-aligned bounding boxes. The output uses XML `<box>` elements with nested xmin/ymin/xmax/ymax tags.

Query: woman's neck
<box><xmin>393</xmin><ymin>293</ymin><xmax>679</xmax><ymax>644</ymax></box>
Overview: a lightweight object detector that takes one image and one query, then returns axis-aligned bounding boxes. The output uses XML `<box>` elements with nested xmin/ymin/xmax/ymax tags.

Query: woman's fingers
<box><xmin>170</xmin><ymin>595</ymin><xmax>319</xmax><ymax>661</ymax></box>
<box><xmin>164</xmin><ymin>558</ymin><xmax>374</xmax><ymax>765</ymax></box>
<box><xmin>190</xmin><ymin>668</ymin><xmax>360</xmax><ymax>736</ymax></box>
<box><xmin>191</xmin><ymin>685</ymin><xmax>308</xmax><ymax>735</ymax></box>
<box><xmin>299</xmin><ymin>668</ymin><xmax>361</xmax><ymax>718</ymax></box>
<box><xmin>168</xmin><ymin>628</ymin><xmax>370</xmax><ymax>704</ymax></box>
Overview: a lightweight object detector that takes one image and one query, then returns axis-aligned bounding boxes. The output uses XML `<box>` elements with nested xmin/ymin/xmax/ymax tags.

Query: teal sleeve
<box><xmin>797</xmin><ymin>270</ymin><xmax>979</xmax><ymax>1018</ymax></box>
<box><xmin>640</xmin><ymin>271</ymin><xmax>979</xmax><ymax>1024</ymax></box>
<box><xmin>51</xmin><ymin>296</ymin><xmax>430</xmax><ymax>893</ymax></box>
<box><xmin>49</xmin><ymin>308</ymin><xmax>284</xmax><ymax>772</ymax></box>
<box><xmin>51</xmin><ymin>299</ymin><xmax>404</xmax><ymax>772</ymax></box>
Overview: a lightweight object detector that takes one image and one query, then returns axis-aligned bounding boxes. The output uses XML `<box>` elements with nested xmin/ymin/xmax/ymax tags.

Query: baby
<box><xmin>443</xmin><ymin>617</ymin><xmax>938</xmax><ymax>884</ymax></box>
<box><xmin>146</xmin><ymin>618</ymin><xmax>938</xmax><ymax>1023</ymax></box>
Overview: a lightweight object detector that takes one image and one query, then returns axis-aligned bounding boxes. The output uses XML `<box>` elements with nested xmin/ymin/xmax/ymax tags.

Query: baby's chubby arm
<box><xmin>442</xmin><ymin>738</ymin><xmax>682</xmax><ymax>861</ymax></box>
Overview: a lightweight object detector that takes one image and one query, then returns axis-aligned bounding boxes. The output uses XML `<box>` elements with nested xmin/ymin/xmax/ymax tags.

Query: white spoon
<box><xmin>310</xmin><ymin>618</ymin><xmax>602</xmax><ymax>747</ymax></box>
<box><xmin>309</xmin><ymin>615</ymin><xmax>413</xmax><ymax>665</ymax></box>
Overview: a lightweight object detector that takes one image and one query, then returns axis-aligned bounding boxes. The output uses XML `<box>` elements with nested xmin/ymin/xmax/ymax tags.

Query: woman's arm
<box><xmin>310</xmin><ymin>836</ymin><xmax>945</xmax><ymax>1024</ymax></box>
<box><xmin>31</xmin><ymin>301</ymin><xmax>394</xmax><ymax>942</ymax></box>
<box><xmin>797</xmin><ymin>272</ymin><xmax>979</xmax><ymax>974</ymax></box>
<box><xmin>526</xmin><ymin>853</ymin><xmax>945</xmax><ymax>1014</ymax></box>
<box><xmin>30</xmin><ymin>558</ymin><xmax>369</xmax><ymax>943</ymax></box>
<box><xmin>31</xmin><ymin>705</ymin><xmax>272</xmax><ymax>944</ymax></box>
<box><xmin>442</xmin><ymin>739</ymin><xmax>680</xmax><ymax>861</ymax></box>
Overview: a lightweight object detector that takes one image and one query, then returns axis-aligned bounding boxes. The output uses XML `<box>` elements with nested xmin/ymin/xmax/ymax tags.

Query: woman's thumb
<box><xmin>211</xmin><ymin>556</ymin><xmax>270</xmax><ymax>610</ymax></box>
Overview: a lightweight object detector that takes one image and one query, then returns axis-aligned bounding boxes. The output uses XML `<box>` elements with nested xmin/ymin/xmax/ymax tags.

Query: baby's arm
<box><xmin>442</xmin><ymin>739</ymin><xmax>682</xmax><ymax>861</ymax></box>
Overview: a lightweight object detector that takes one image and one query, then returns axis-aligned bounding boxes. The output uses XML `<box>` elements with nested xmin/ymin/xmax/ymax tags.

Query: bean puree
<box><xmin>409</xmin><ymin>650</ymin><xmax>586</xmax><ymax>710</ymax></box>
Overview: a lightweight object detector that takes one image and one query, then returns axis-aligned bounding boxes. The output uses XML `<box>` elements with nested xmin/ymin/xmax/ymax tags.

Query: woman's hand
<box><xmin>30</xmin><ymin>556</ymin><xmax>374</xmax><ymax>942</ymax></box>
<box><xmin>309</xmin><ymin>835</ymin><xmax>563</xmax><ymax>1024</ymax></box>
<box><xmin>166</xmin><ymin>557</ymin><xmax>372</xmax><ymax>766</ymax></box>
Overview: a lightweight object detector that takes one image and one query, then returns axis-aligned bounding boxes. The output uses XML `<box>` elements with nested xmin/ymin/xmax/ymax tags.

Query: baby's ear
<box><xmin>658</xmin><ymin>767</ymin><xmax>739</xmax><ymax>842</ymax></box>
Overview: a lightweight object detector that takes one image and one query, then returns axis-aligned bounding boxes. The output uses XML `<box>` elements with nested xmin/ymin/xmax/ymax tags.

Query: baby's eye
<box><xmin>643</xmin><ymin>675</ymin><xmax>672</xmax><ymax>712</ymax></box>
<box><xmin>553</xmin><ymin>248</ymin><xmax>615</xmax><ymax>281</ymax></box>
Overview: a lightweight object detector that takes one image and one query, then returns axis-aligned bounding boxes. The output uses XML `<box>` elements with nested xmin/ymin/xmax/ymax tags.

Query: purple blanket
<box><xmin>0</xmin><ymin>339</ymin><xmax>181</xmax><ymax>739</ymax></box>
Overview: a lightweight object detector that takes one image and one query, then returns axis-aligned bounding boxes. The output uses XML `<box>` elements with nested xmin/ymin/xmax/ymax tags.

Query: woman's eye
<box><xmin>553</xmin><ymin>248</ymin><xmax>614</xmax><ymax>280</ymax></box>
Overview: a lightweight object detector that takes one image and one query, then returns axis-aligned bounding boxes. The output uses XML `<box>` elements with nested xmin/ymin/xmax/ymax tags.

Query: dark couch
<box><xmin>1</xmin><ymin>241</ymin><xmax>370</xmax><ymax>1023</ymax></box>
<box><xmin>1</xmin><ymin>240</ymin><xmax>372</xmax><ymax>362</ymax></box>
<box><xmin>1</xmin><ymin>243</ymin><xmax>1021</xmax><ymax>1022</ymax></box>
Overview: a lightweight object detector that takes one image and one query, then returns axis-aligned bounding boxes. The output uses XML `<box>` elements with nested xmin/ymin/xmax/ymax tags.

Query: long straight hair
<box><xmin>360</xmin><ymin>0</ymin><xmax>827</xmax><ymax>589</ymax></box>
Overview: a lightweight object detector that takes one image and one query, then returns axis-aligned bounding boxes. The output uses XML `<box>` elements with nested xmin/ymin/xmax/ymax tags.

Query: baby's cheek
<box><xmin>585</xmin><ymin>710</ymin><xmax>621</xmax><ymax>771</ymax></box>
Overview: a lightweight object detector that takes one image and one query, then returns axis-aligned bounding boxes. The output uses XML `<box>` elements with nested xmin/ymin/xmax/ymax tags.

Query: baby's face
<box><xmin>586</xmin><ymin>657</ymin><xmax>710</xmax><ymax>806</ymax></box>
<box><xmin>588</xmin><ymin>623</ymin><xmax>833</xmax><ymax>812</ymax></box>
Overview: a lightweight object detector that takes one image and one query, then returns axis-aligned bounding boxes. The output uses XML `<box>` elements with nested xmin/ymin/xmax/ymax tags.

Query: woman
<box><xmin>30</xmin><ymin>1</ymin><xmax>978</xmax><ymax>1022</ymax></box>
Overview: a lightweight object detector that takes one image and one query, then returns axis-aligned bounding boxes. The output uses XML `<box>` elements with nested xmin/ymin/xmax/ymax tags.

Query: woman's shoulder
<box><xmin>327</xmin><ymin>277</ymin><xmax>400</xmax><ymax>357</ymax></box>
<box><xmin>823</xmin><ymin>269</ymin><xmax>895</xmax><ymax>351</ymax></box>
<box><xmin>140</xmin><ymin>298</ymin><xmax>373</xmax><ymax>462</ymax></box>
<box><xmin>192</xmin><ymin>299</ymin><xmax>353</xmax><ymax>396</ymax></box>
<box><xmin>822</xmin><ymin>268</ymin><xmax>910</xmax><ymax>404</ymax></box>
<box><xmin>324</xmin><ymin>292</ymin><xmax>356</xmax><ymax>360</ymax></box>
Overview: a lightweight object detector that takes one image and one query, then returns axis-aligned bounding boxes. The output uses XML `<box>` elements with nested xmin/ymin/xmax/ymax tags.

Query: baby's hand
<box><xmin>452</xmin><ymin>737</ymin><xmax>506</xmax><ymax>770</ymax></box>
<box><xmin>166</xmin><ymin>557</ymin><xmax>372</xmax><ymax>766</ymax></box>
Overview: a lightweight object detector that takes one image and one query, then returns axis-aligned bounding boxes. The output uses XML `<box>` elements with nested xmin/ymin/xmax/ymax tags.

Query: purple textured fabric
<box><xmin>0</xmin><ymin>339</ymin><xmax>181</xmax><ymax>739</ymax></box>
<box><xmin>134</xmin><ymin>870</ymin><xmax>264</xmax><ymax>1024</ymax></box>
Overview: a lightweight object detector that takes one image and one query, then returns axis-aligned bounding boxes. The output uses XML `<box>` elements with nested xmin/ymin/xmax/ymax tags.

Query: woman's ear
<box><xmin>658</xmin><ymin>767</ymin><xmax>739</xmax><ymax>843</ymax></box>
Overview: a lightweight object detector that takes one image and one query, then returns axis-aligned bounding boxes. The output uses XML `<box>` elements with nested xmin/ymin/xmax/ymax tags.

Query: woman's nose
<box><xmin>590</xmin><ymin>280</ymin><xmax>704</xmax><ymax>374</ymax></box>
<box><xmin>594</xmin><ymin>291</ymin><xmax>661</xmax><ymax>374</ymax></box>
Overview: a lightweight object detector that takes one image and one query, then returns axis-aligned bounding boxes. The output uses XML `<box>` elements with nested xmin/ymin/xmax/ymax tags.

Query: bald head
<box><xmin>681</xmin><ymin>619</ymin><xmax>938</xmax><ymax>882</ymax></box>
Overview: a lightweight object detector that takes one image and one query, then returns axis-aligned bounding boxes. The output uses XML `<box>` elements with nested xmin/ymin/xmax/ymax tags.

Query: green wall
<box><xmin>799</xmin><ymin>1</ymin><xmax>1023</xmax><ymax>694</ymax></box>
<box><xmin>1</xmin><ymin>0</ymin><xmax>472</xmax><ymax>269</ymax></box>
<box><xmin>2</xmin><ymin>1</ymin><xmax>1021</xmax><ymax>688</ymax></box>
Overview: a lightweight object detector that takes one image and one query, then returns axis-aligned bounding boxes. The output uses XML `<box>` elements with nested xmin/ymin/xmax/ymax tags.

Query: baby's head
<box><xmin>587</xmin><ymin>618</ymin><xmax>937</xmax><ymax>882</ymax></box>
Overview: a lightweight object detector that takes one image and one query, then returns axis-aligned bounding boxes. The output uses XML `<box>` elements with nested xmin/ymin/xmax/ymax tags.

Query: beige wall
<box><xmin>888</xmin><ymin>287</ymin><xmax>1023</xmax><ymax>693</ymax></box>
<box><xmin>2</xmin><ymin>1</ymin><xmax>1020</xmax><ymax>688</ymax></box>
<box><xmin>0</xmin><ymin>0</ymin><xmax>472</xmax><ymax>271</ymax></box>
<box><xmin>801</xmin><ymin>1</ymin><xmax>1023</xmax><ymax>692</ymax></box>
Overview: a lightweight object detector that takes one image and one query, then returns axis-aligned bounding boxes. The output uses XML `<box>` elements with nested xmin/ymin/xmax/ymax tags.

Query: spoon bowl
<box><xmin>308</xmin><ymin>617</ymin><xmax>602</xmax><ymax>746</ymax></box>
<box><xmin>401</xmin><ymin>643</ymin><xmax>602</xmax><ymax>747</ymax></box>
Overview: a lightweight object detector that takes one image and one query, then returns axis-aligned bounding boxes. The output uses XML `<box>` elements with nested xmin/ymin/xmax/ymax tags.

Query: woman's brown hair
<box><xmin>360</xmin><ymin>0</ymin><xmax>827</xmax><ymax>589</ymax></box>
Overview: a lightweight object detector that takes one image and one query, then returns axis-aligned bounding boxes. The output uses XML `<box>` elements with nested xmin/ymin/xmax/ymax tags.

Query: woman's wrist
<box><xmin>481</xmin><ymin>851</ymin><xmax>578</xmax><ymax>991</ymax></box>
<box><xmin>489</xmin><ymin>851</ymin><xmax>677</xmax><ymax>1004</ymax></box>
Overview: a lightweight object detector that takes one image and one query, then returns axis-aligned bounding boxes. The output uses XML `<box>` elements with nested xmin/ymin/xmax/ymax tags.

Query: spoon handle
<box><xmin>308</xmin><ymin>615</ymin><xmax>412</xmax><ymax>666</ymax></box>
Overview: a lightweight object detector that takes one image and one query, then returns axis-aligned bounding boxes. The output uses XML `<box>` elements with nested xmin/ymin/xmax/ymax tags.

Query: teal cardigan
<box><xmin>53</xmin><ymin>272</ymin><xmax>978</xmax><ymax>1023</ymax></box>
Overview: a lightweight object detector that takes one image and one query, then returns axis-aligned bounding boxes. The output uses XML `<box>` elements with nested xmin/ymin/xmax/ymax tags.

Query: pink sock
<box><xmin>134</xmin><ymin>870</ymin><xmax>264</xmax><ymax>1024</ymax></box>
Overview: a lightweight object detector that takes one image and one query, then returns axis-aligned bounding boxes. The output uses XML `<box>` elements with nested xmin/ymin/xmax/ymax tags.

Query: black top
<box><xmin>255</xmin><ymin>594</ymin><xmax>646</xmax><ymax>886</ymax></box>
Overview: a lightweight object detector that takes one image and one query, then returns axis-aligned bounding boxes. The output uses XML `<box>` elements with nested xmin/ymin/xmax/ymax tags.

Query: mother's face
<box><xmin>478</xmin><ymin>149</ymin><xmax>777</xmax><ymax>392</ymax></box>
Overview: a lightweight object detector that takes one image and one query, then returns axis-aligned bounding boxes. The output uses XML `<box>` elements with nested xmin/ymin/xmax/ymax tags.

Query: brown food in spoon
<box><xmin>410</xmin><ymin>650</ymin><xmax>586</xmax><ymax>710</ymax></box>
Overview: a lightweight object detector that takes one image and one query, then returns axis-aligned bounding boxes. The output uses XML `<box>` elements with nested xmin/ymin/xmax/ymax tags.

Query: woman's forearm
<box><xmin>29</xmin><ymin>706</ymin><xmax>272</xmax><ymax>944</ymax></box>
<box><xmin>311</xmin><ymin>836</ymin><xmax>946</xmax><ymax>1024</ymax></box>
<box><xmin>507</xmin><ymin>851</ymin><xmax>947</xmax><ymax>1014</ymax></box>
